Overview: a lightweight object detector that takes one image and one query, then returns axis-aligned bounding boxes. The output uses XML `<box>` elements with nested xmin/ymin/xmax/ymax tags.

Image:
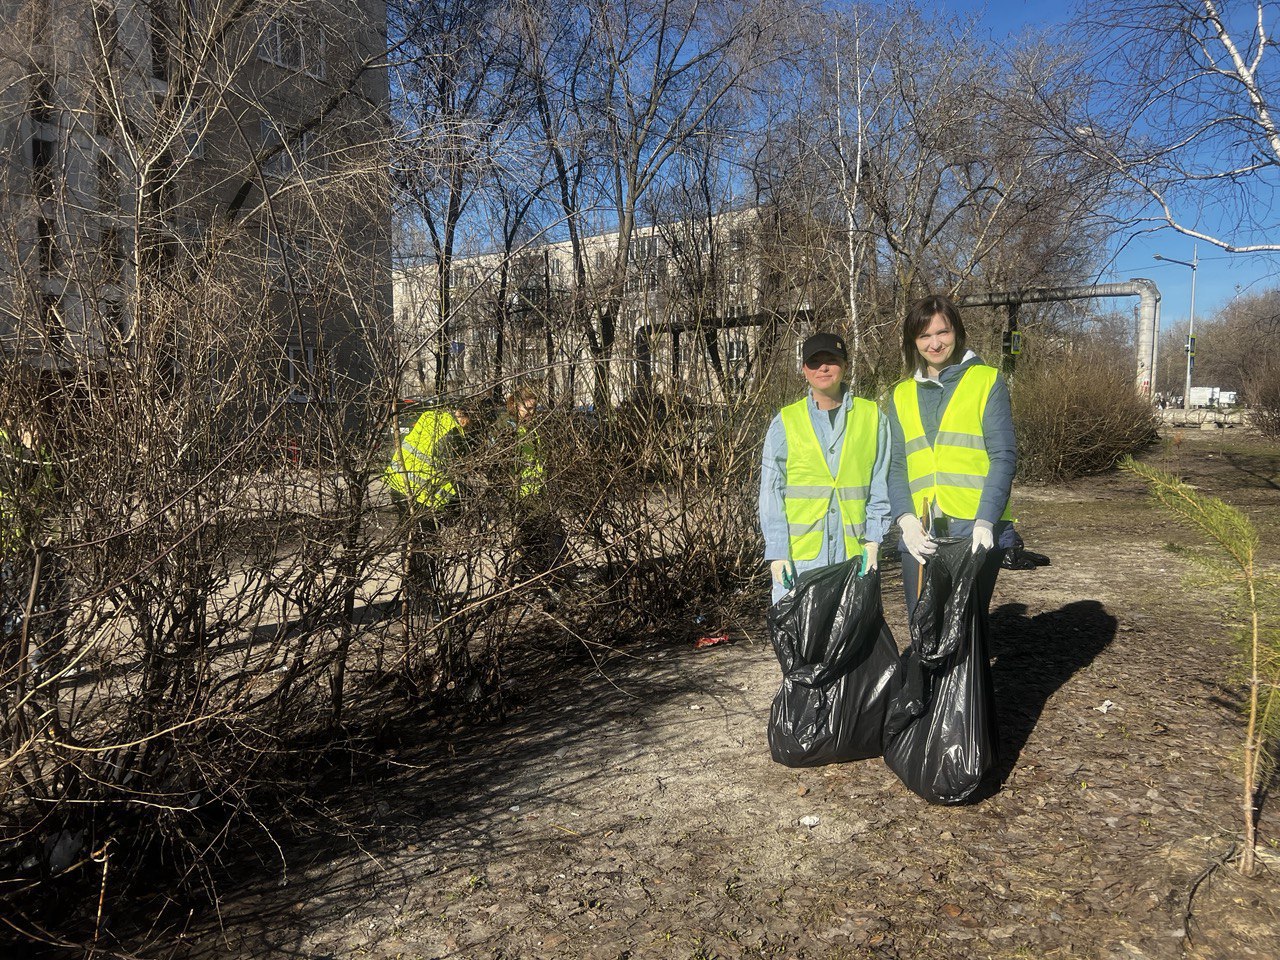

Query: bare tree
<box><xmin>750</xmin><ymin>9</ymin><xmax>1114</xmax><ymax>390</ymax></box>
<box><xmin>390</xmin><ymin>0</ymin><xmax>526</xmax><ymax>392</ymax></box>
<box><xmin>1</xmin><ymin>0</ymin><xmax>397</xmax><ymax>944</ymax></box>
<box><xmin>517</xmin><ymin>0</ymin><xmax>786</xmax><ymax>407</ymax></box>
<box><xmin>1064</xmin><ymin>0</ymin><xmax>1280</xmax><ymax>254</ymax></box>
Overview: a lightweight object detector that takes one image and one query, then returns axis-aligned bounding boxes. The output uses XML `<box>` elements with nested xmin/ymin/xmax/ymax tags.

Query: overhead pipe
<box><xmin>960</xmin><ymin>280</ymin><xmax>1162</xmax><ymax>393</ymax></box>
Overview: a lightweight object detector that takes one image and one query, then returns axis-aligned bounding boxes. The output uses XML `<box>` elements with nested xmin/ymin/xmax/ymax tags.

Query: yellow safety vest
<box><xmin>893</xmin><ymin>365</ymin><xmax>1013</xmax><ymax>521</ymax></box>
<box><xmin>382</xmin><ymin>410</ymin><xmax>461</xmax><ymax>508</ymax></box>
<box><xmin>515</xmin><ymin>424</ymin><xmax>545</xmax><ymax>500</ymax></box>
<box><xmin>780</xmin><ymin>396</ymin><xmax>878</xmax><ymax>562</ymax></box>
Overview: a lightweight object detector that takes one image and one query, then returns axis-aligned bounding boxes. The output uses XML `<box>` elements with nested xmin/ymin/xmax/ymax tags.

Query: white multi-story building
<box><xmin>393</xmin><ymin>206</ymin><xmax>823</xmax><ymax>406</ymax></box>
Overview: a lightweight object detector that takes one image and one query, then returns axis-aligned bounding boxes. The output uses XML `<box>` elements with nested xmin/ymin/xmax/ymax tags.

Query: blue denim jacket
<box><xmin>758</xmin><ymin>387</ymin><xmax>891</xmax><ymax>604</ymax></box>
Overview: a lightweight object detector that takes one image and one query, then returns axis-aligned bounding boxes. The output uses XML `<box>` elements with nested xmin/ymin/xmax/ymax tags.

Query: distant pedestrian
<box><xmin>758</xmin><ymin>332</ymin><xmax>891</xmax><ymax>604</ymax></box>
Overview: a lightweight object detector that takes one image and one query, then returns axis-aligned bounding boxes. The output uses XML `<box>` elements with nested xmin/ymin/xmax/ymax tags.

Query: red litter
<box><xmin>694</xmin><ymin>633</ymin><xmax>730</xmax><ymax>648</ymax></box>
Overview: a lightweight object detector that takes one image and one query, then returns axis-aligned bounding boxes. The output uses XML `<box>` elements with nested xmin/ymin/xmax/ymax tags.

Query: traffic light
<box><xmin>1186</xmin><ymin>334</ymin><xmax>1196</xmax><ymax>358</ymax></box>
<box><xmin>1002</xmin><ymin>329</ymin><xmax>1022</xmax><ymax>356</ymax></box>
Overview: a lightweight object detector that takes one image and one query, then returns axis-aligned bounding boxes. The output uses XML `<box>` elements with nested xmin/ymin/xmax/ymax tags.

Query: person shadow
<box><xmin>982</xmin><ymin>599</ymin><xmax>1118</xmax><ymax>792</ymax></box>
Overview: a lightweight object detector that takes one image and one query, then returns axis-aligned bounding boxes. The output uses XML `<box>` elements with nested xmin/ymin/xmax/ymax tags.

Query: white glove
<box><xmin>971</xmin><ymin>523</ymin><xmax>994</xmax><ymax>555</ymax></box>
<box><xmin>861</xmin><ymin>542</ymin><xmax>879</xmax><ymax>575</ymax></box>
<box><xmin>770</xmin><ymin>559</ymin><xmax>796</xmax><ymax>590</ymax></box>
<box><xmin>898</xmin><ymin>514</ymin><xmax>937</xmax><ymax>565</ymax></box>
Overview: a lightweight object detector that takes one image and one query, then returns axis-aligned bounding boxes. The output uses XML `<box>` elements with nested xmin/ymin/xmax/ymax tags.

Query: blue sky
<box><xmin>932</xmin><ymin>0</ymin><xmax>1280</xmax><ymax>326</ymax></box>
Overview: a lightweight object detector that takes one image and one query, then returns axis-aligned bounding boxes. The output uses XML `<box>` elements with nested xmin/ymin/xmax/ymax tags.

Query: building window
<box><xmin>258</xmin><ymin>15</ymin><xmax>324</xmax><ymax>76</ymax></box>
<box><xmin>262</xmin><ymin>221</ymin><xmax>314</xmax><ymax>288</ymax></box>
<box><xmin>727</xmin><ymin>338</ymin><xmax>749</xmax><ymax>364</ymax></box>
<box><xmin>30</xmin><ymin>75</ymin><xmax>55</xmax><ymax>126</ymax></box>
<box><xmin>286</xmin><ymin>344</ymin><xmax>326</xmax><ymax>402</ymax></box>
<box><xmin>149</xmin><ymin>1</ymin><xmax>170</xmax><ymax>80</ymax></box>
<box><xmin>260</xmin><ymin>119</ymin><xmax>291</xmax><ymax>177</ymax></box>
<box><xmin>260</xmin><ymin>120</ymin><xmax>321</xmax><ymax>178</ymax></box>
<box><xmin>305</xmin><ymin>29</ymin><xmax>326</xmax><ymax>80</ymax></box>
<box><xmin>632</xmin><ymin>235</ymin><xmax>658</xmax><ymax>261</ymax></box>
<box><xmin>258</xmin><ymin>14</ymin><xmax>301</xmax><ymax>69</ymax></box>
<box><xmin>32</xmin><ymin>137</ymin><xmax>56</xmax><ymax>201</ymax></box>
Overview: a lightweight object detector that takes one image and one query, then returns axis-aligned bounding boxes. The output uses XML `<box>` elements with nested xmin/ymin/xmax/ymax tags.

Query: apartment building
<box><xmin>0</xmin><ymin>0</ymin><xmax>389</xmax><ymax>403</ymax></box>
<box><xmin>393</xmin><ymin>206</ymin><xmax>823</xmax><ymax>406</ymax></box>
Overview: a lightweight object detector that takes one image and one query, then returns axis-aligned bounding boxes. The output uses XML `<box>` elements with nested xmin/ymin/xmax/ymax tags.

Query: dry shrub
<box><xmin>1011</xmin><ymin>344</ymin><xmax>1159</xmax><ymax>481</ymax></box>
<box><xmin>1246</xmin><ymin>361</ymin><xmax>1280</xmax><ymax>438</ymax></box>
<box><xmin>548</xmin><ymin>394</ymin><xmax>767</xmax><ymax>632</ymax></box>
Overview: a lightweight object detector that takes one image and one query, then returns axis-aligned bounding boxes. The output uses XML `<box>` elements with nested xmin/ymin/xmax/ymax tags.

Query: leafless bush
<box><xmin>1246</xmin><ymin>361</ymin><xmax>1280</xmax><ymax>439</ymax></box>
<box><xmin>1011</xmin><ymin>343</ymin><xmax>1159</xmax><ymax>481</ymax></box>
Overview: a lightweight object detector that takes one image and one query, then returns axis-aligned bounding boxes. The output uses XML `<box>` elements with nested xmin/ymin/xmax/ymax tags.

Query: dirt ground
<box><xmin>168</xmin><ymin>428</ymin><xmax>1280</xmax><ymax>960</ymax></box>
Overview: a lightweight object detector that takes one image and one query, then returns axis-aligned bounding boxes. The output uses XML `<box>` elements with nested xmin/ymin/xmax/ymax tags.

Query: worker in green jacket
<box><xmin>1</xmin><ymin>415</ymin><xmax>63</xmax><ymax>681</ymax></box>
<box><xmin>504</xmin><ymin>388</ymin><xmax>566</xmax><ymax>597</ymax></box>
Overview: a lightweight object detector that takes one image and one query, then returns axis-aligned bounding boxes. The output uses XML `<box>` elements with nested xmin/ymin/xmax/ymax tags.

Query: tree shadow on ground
<box><xmin>142</xmin><ymin>635</ymin><xmax>744</xmax><ymax>960</ymax></box>
<box><xmin>1220</xmin><ymin>450</ymin><xmax>1280</xmax><ymax>494</ymax></box>
<box><xmin>986</xmin><ymin>599</ymin><xmax>1118</xmax><ymax>787</ymax></box>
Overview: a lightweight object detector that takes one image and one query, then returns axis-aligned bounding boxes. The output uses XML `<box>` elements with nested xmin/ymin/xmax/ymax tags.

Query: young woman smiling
<box><xmin>886</xmin><ymin>294</ymin><xmax>1016</xmax><ymax>617</ymax></box>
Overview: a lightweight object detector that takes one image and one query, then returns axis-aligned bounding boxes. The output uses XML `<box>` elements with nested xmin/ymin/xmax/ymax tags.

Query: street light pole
<box><xmin>1154</xmin><ymin>244</ymin><xmax>1198</xmax><ymax>409</ymax></box>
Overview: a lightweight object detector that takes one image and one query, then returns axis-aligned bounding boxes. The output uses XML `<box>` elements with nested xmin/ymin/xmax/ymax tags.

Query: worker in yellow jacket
<box><xmin>758</xmin><ymin>333</ymin><xmax>892</xmax><ymax>604</ymax></box>
<box><xmin>383</xmin><ymin>403</ymin><xmax>474</xmax><ymax>510</ymax></box>
<box><xmin>887</xmin><ymin>294</ymin><xmax>1016</xmax><ymax>617</ymax></box>
<box><xmin>383</xmin><ymin>401</ymin><xmax>475</xmax><ymax>601</ymax></box>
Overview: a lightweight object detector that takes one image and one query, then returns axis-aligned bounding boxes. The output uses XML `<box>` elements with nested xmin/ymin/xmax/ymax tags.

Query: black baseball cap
<box><xmin>801</xmin><ymin>332</ymin><xmax>848</xmax><ymax>364</ymax></box>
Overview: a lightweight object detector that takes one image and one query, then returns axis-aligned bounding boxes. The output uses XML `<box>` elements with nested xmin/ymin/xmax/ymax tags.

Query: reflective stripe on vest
<box><xmin>893</xmin><ymin>365</ymin><xmax>1013</xmax><ymax>521</ymax></box>
<box><xmin>779</xmin><ymin>396</ymin><xmax>878</xmax><ymax>562</ymax></box>
<box><xmin>382</xmin><ymin>409</ymin><xmax>460</xmax><ymax>507</ymax></box>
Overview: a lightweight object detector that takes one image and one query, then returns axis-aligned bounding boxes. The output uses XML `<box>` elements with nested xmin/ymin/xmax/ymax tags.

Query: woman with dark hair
<box><xmin>887</xmin><ymin>294</ymin><xmax>1016</xmax><ymax>616</ymax></box>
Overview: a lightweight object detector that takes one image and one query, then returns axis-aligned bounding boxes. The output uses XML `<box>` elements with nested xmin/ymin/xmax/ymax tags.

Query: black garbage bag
<box><xmin>767</xmin><ymin>560</ymin><xmax>900</xmax><ymax>767</ymax></box>
<box><xmin>1000</xmin><ymin>527</ymin><xmax>1050</xmax><ymax>570</ymax></box>
<box><xmin>883</xmin><ymin>539</ymin><xmax>999</xmax><ymax>804</ymax></box>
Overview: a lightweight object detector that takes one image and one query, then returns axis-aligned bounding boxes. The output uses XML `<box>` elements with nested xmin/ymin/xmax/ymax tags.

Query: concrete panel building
<box><xmin>0</xmin><ymin>0</ymin><xmax>390</xmax><ymax>405</ymax></box>
<box><xmin>392</xmin><ymin>206</ymin><xmax>822</xmax><ymax>407</ymax></box>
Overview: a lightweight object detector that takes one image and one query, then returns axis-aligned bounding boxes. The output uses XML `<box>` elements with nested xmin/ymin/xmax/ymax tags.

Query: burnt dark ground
<box><xmin>15</xmin><ymin>428</ymin><xmax>1280</xmax><ymax>960</ymax></box>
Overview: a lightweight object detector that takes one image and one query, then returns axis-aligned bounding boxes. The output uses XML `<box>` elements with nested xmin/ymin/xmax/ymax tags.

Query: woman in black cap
<box><xmin>758</xmin><ymin>332</ymin><xmax>891</xmax><ymax>604</ymax></box>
